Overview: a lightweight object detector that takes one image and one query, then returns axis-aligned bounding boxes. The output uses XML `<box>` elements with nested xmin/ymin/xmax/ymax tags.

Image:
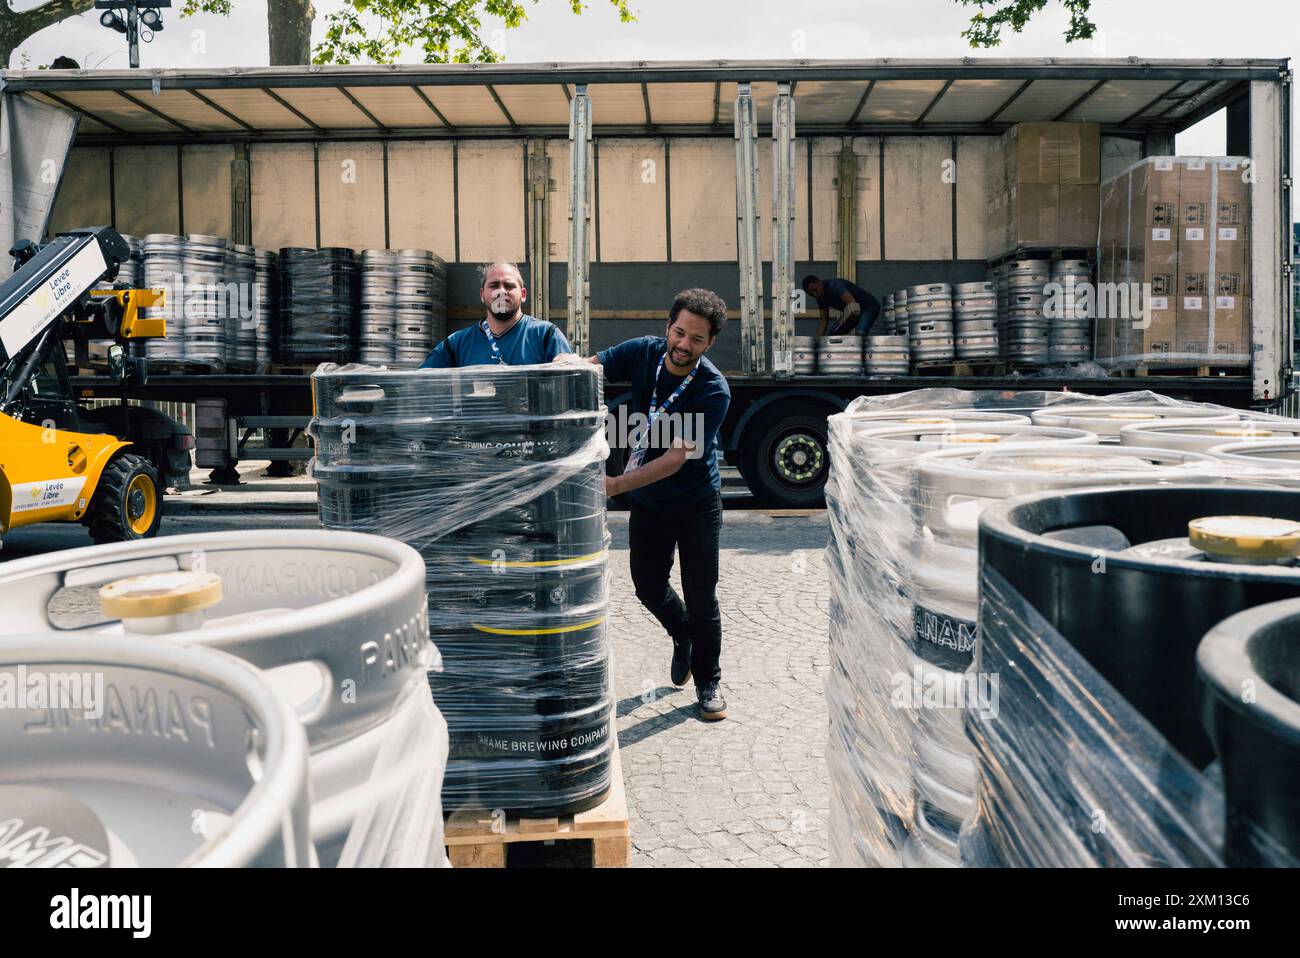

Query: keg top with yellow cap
<box><xmin>99</xmin><ymin>570</ymin><xmax>224</xmax><ymax>619</ymax></box>
<box><xmin>1188</xmin><ymin>516</ymin><xmax>1300</xmax><ymax>562</ymax></box>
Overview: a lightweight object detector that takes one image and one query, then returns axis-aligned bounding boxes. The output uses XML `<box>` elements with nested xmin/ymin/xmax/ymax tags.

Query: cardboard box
<box><xmin>1099</xmin><ymin>155</ymin><xmax>1252</xmax><ymax>366</ymax></box>
<box><xmin>1004</xmin><ymin>122</ymin><xmax>1101</xmax><ymax>185</ymax></box>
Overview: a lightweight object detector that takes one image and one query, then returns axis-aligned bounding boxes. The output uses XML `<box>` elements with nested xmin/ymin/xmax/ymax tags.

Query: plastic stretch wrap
<box><xmin>278</xmin><ymin>247</ymin><xmax>360</xmax><ymax>363</ymax></box>
<box><xmin>964</xmin><ymin>565</ymin><xmax>1296</xmax><ymax>867</ymax></box>
<box><xmin>823</xmin><ymin>387</ymin><xmax>1297</xmax><ymax>867</ymax></box>
<box><xmin>310</xmin><ymin>362</ymin><xmax>615</xmax><ymax>817</ymax></box>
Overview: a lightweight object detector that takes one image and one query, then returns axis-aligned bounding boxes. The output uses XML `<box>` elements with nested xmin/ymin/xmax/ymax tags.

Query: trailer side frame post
<box><xmin>771</xmin><ymin>81</ymin><xmax>797</xmax><ymax>378</ymax></box>
<box><xmin>567</xmin><ymin>85</ymin><xmax>593</xmax><ymax>357</ymax></box>
<box><xmin>527</xmin><ymin>136</ymin><xmax>550</xmax><ymax>324</ymax></box>
<box><xmin>1250</xmin><ymin>76</ymin><xmax>1290</xmax><ymax>403</ymax></box>
<box><xmin>836</xmin><ymin>141</ymin><xmax>857</xmax><ymax>284</ymax></box>
<box><xmin>734</xmin><ymin>82</ymin><xmax>766</xmax><ymax>375</ymax></box>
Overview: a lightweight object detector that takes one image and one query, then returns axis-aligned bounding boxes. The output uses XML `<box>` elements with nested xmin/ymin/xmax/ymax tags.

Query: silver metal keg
<box><xmin>1210</xmin><ymin>439</ymin><xmax>1300</xmax><ymax>487</ymax></box>
<box><xmin>864</xmin><ymin>335</ymin><xmax>910</xmax><ymax>376</ymax></box>
<box><xmin>0</xmin><ymin>529</ymin><xmax>447</xmax><ymax>868</ymax></box>
<box><xmin>1031</xmin><ymin>403</ymin><xmax>1239</xmax><ymax>440</ymax></box>
<box><xmin>0</xmin><ymin>633</ymin><xmax>312</xmax><ymax>867</ymax></box>
<box><xmin>1121</xmin><ymin>419</ymin><xmax>1300</xmax><ymax>454</ymax></box>
<box><xmin>793</xmin><ymin>334</ymin><xmax>817</xmax><ymax>374</ymax></box>
<box><xmin>817</xmin><ymin>335</ymin><xmax>864</xmax><ymax>375</ymax></box>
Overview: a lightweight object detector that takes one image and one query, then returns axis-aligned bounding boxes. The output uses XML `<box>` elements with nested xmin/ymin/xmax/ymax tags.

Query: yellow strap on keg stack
<box><xmin>99</xmin><ymin>571</ymin><xmax>224</xmax><ymax>618</ymax></box>
<box><xmin>1187</xmin><ymin>516</ymin><xmax>1300</xmax><ymax>561</ymax></box>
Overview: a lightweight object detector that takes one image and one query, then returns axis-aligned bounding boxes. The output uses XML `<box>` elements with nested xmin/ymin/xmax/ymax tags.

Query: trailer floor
<box><xmin>0</xmin><ymin>508</ymin><xmax>832</xmax><ymax>869</ymax></box>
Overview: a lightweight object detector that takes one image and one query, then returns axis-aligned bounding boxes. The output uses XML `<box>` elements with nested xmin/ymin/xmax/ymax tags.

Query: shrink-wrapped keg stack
<box><xmin>1048</xmin><ymin>258</ymin><xmax>1093</xmax><ymax>364</ymax></box>
<box><xmin>252</xmin><ymin>248</ymin><xmax>278</xmax><ymax>369</ymax></box>
<box><xmin>278</xmin><ymin>247</ymin><xmax>359</xmax><ymax>364</ymax></box>
<box><xmin>310</xmin><ymin>363</ymin><xmax>615</xmax><ymax>816</ymax></box>
<box><xmin>395</xmin><ymin>248</ymin><xmax>446</xmax><ymax>366</ymax></box>
<box><xmin>793</xmin><ymin>335</ymin><xmax>817</xmax><ymax>374</ymax></box>
<box><xmin>1003</xmin><ymin>260</ymin><xmax>1050</xmax><ymax>366</ymax></box>
<box><xmin>906</xmin><ymin>283</ymin><xmax>954</xmax><ymax>365</ymax></box>
<box><xmin>952</xmin><ymin>281</ymin><xmax>999</xmax><ymax>361</ymax></box>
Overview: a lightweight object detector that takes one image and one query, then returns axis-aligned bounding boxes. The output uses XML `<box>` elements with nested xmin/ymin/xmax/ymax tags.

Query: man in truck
<box><xmin>420</xmin><ymin>261</ymin><xmax>572</xmax><ymax>367</ymax></box>
<box><xmin>555</xmin><ymin>288</ymin><xmax>732</xmax><ymax>721</ymax></box>
<box><xmin>802</xmin><ymin>274</ymin><xmax>882</xmax><ymax>337</ymax></box>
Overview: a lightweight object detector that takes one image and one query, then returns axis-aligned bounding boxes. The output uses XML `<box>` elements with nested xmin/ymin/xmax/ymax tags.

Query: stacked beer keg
<box><xmin>892</xmin><ymin>288</ymin><xmax>909</xmax><ymax>336</ymax></box>
<box><xmin>988</xmin><ymin>263</ymin><xmax>1009</xmax><ymax>344</ymax></box>
<box><xmin>141</xmin><ymin>234</ymin><xmax>183</xmax><ymax>361</ymax></box>
<box><xmin>817</xmin><ymin>335</ymin><xmax>864</xmax><ymax>375</ymax></box>
<box><xmin>906</xmin><ymin>282</ymin><xmax>954</xmax><ymax>365</ymax></box>
<box><xmin>1048</xmin><ymin>258</ymin><xmax>1093</xmax><ymax>364</ymax></box>
<box><xmin>880</xmin><ymin>294</ymin><xmax>896</xmax><ymax>334</ymax></box>
<box><xmin>225</xmin><ymin>243</ymin><xmax>258</xmax><ymax>371</ymax></box>
<box><xmin>180</xmin><ymin>234</ymin><xmax>230</xmax><ymax>371</ymax></box>
<box><xmin>394</xmin><ymin>249</ymin><xmax>444</xmax><ymax>365</ymax></box>
<box><xmin>952</xmin><ymin>281</ymin><xmax>999</xmax><ymax>361</ymax></box>
<box><xmin>1003</xmin><ymin>260</ymin><xmax>1049</xmax><ymax>366</ymax></box>
<box><xmin>252</xmin><ymin>248</ymin><xmax>278</xmax><ymax>370</ymax></box>
<box><xmin>311</xmin><ymin>363</ymin><xmax>615</xmax><ymax>816</ymax></box>
<box><xmin>278</xmin><ymin>247</ymin><xmax>359</xmax><ymax>364</ymax></box>
<box><xmin>864</xmin><ymin>335</ymin><xmax>910</xmax><ymax>376</ymax></box>
<box><xmin>793</xmin><ymin>335</ymin><xmax>817</xmax><ymax>374</ymax></box>
<box><xmin>360</xmin><ymin>248</ymin><xmax>398</xmax><ymax>364</ymax></box>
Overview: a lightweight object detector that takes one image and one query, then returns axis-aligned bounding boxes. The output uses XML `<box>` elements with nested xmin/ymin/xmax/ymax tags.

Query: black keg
<box><xmin>979</xmin><ymin>485</ymin><xmax>1300</xmax><ymax>767</ymax></box>
<box><xmin>975</xmin><ymin>485</ymin><xmax>1300</xmax><ymax>865</ymax></box>
<box><xmin>311</xmin><ymin>363</ymin><xmax>614</xmax><ymax>816</ymax></box>
<box><xmin>1198</xmin><ymin>598</ymin><xmax>1300</xmax><ymax>867</ymax></box>
<box><xmin>278</xmin><ymin>247</ymin><xmax>359</xmax><ymax>363</ymax></box>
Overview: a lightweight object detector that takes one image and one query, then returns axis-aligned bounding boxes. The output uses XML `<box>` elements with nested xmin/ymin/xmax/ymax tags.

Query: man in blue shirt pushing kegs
<box><xmin>556</xmin><ymin>288</ymin><xmax>732</xmax><ymax>721</ymax></box>
<box><xmin>421</xmin><ymin>261</ymin><xmax>572</xmax><ymax>368</ymax></box>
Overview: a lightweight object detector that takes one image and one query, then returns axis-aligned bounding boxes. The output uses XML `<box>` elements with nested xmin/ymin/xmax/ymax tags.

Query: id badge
<box><xmin>624</xmin><ymin>446</ymin><xmax>647</xmax><ymax>472</ymax></box>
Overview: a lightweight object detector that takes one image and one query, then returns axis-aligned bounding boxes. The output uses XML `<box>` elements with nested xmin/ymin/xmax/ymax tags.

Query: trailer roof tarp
<box><xmin>0</xmin><ymin>58</ymin><xmax>1286</xmax><ymax>144</ymax></box>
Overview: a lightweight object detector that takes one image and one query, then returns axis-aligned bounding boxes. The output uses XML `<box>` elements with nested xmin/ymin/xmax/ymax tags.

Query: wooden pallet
<box><xmin>443</xmin><ymin>736</ymin><xmax>630</xmax><ymax>868</ymax></box>
<box><xmin>913</xmin><ymin>360</ymin><xmax>1006</xmax><ymax>377</ymax></box>
<box><xmin>268</xmin><ymin>363</ymin><xmax>324</xmax><ymax>377</ymax></box>
<box><xmin>149</xmin><ymin>360</ymin><xmax>220</xmax><ymax>375</ymax></box>
<box><xmin>1118</xmin><ymin>363</ymin><xmax>1249</xmax><ymax>378</ymax></box>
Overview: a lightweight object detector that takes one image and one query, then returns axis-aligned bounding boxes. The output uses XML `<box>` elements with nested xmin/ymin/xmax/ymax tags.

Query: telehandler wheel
<box><xmin>86</xmin><ymin>453</ymin><xmax>163</xmax><ymax>543</ymax></box>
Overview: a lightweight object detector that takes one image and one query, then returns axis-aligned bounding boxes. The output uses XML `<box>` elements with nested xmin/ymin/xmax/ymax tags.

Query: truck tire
<box><xmin>86</xmin><ymin>453</ymin><xmax>163</xmax><ymax>543</ymax></box>
<box><xmin>740</xmin><ymin>403</ymin><xmax>833</xmax><ymax>507</ymax></box>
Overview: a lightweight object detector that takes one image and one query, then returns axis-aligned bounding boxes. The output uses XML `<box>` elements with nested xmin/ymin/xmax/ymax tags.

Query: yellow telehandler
<box><xmin>0</xmin><ymin>226</ymin><xmax>193</xmax><ymax>547</ymax></box>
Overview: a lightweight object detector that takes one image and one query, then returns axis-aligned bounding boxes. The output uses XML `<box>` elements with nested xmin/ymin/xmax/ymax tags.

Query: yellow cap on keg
<box><xmin>1187</xmin><ymin>516</ymin><xmax>1300</xmax><ymax>560</ymax></box>
<box><xmin>905</xmin><ymin>417</ymin><xmax>952</xmax><ymax>424</ymax></box>
<box><xmin>1212</xmin><ymin>427</ymin><xmax>1272</xmax><ymax>437</ymax></box>
<box><xmin>944</xmin><ymin>433</ymin><xmax>1001</xmax><ymax>444</ymax></box>
<box><xmin>99</xmin><ymin>570</ymin><xmax>223</xmax><ymax>618</ymax></box>
<box><xmin>1107</xmin><ymin>413</ymin><xmax>1159</xmax><ymax>420</ymax></box>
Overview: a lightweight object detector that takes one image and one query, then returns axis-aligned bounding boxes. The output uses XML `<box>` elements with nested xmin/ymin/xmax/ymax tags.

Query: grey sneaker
<box><xmin>697</xmin><ymin>681</ymin><xmax>727</xmax><ymax>720</ymax></box>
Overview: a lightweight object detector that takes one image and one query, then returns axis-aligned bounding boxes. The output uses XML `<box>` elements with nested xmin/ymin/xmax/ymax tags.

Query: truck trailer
<box><xmin>4</xmin><ymin>57</ymin><xmax>1292</xmax><ymax>506</ymax></box>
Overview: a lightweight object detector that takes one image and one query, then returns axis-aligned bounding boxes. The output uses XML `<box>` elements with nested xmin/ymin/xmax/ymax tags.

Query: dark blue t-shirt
<box><xmin>420</xmin><ymin>315</ymin><xmax>572</xmax><ymax>368</ymax></box>
<box><xmin>598</xmin><ymin>336</ymin><xmax>730</xmax><ymax>510</ymax></box>
<box><xmin>815</xmin><ymin>278</ymin><xmax>881</xmax><ymax>334</ymax></box>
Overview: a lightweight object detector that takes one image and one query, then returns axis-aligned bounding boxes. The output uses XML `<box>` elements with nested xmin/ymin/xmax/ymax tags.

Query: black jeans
<box><xmin>627</xmin><ymin>492</ymin><xmax>723</xmax><ymax>689</ymax></box>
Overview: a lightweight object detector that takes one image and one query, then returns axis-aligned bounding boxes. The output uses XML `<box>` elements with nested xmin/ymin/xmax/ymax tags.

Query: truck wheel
<box><xmin>86</xmin><ymin>453</ymin><xmax>163</xmax><ymax>543</ymax></box>
<box><xmin>740</xmin><ymin>404</ymin><xmax>832</xmax><ymax>507</ymax></box>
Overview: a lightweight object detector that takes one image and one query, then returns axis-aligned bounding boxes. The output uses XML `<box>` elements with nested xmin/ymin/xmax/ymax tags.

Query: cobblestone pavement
<box><xmin>605</xmin><ymin>512</ymin><xmax>831</xmax><ymax>868</ymax></box>
<box><xmin>0</xmin><ymin>509</ymin><xmax>833</xmax><ymax>868</ymax></box>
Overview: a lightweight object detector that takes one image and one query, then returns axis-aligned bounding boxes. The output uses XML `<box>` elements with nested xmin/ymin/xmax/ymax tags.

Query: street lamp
<box><xmin>93</xmin><ymin>0</ymin><xmax>171</xmax><ymax>69</ymax></box>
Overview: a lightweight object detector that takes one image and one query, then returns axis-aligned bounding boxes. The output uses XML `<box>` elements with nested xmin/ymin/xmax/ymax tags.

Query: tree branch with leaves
<box><xmin>953</xmin><ymin>0</ymin><xmax>1096</xmax><ymax>47</ymax></box>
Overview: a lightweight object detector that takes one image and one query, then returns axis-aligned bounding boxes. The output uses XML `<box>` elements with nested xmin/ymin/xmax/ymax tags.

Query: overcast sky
<box><xmin>13</xmin><ymin>0</ymin><xmax>1300</xmax><ymax>156</ymax></box>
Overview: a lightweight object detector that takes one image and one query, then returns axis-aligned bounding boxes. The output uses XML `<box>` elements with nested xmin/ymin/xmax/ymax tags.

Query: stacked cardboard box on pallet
<box><xmin>1098</xmin><ymin>156</ymin><xmax>1250</xmax><ymax>368</ymax></box>
<box><xmin>987</xmin><ymin>122</ymin><xmax>1101</xmax><ymax>253</ymax></box>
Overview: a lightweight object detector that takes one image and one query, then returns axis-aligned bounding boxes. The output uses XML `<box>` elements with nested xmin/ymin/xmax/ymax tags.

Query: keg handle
<box><xmin>944</xmin><ymin>493</ymin><xmax>996</xmax><ymax>535</ymax></box>
<box><xmin>336</xmin><ymin>385</ymin><xmax>387</xmax><ymax>404</ymax></box>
